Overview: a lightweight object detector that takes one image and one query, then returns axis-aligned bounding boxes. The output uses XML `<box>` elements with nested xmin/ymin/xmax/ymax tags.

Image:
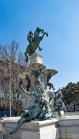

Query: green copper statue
<box><xmin>54</xmin><ymin>88</ymin><xmax>65</xmax><ymax>116</ymax></box>
<box><xmin>9</xmin><ymin>85</ymin><xmax>52</xmax><ymax>135</ymax></box>
<box><xmin>25</xmin><ymin>27</ymin><xmax>48</xmax><ymax>62</ymax></box>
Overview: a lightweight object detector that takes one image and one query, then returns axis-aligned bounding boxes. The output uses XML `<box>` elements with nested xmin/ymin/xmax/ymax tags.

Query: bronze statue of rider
<box><xmin>27</xmin><ymin>31</ymin><xmax>34</xmax><ymax>44</ymax></box>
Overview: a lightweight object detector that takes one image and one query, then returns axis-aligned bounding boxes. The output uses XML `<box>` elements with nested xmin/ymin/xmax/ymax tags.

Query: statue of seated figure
<box><xmin>9</xmin><ymin>85</ymin><xmax>52</xmax><ymax>135</ymax></box>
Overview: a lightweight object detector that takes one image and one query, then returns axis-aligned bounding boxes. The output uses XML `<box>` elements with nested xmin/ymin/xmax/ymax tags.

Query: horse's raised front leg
<box><xmin>44</xmin><ymin>32</ymin><xmax>48</xmax><ymax>36</ymax></box>
<box><xmin>41</xmin><ymin>32</ymin><xmax>48</xmax><ymax>40</ymax></box>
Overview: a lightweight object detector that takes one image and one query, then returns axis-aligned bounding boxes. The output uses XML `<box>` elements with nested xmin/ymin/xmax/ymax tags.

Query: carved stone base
<box><xmin>2</xmin><ymin>118</ymin><xmax>59</xmax><ymax>139</ymax></box>
<box><xmin>59</xmin><ymin>116</ymin><xmax>79</xmax><ymax>139</ymax></box>
<box><xmin>29</xmin><ymin>52</ymin><xmax>44</xmax><ymax>65</ymax></box>
<box><xmin>1</xmin><ymin>116</ymin><xmax>79</xmax><ymax>139</ymax></box>
<box><xmin>53</xmin><ymin>111</ymin><xmax>64</xmax><ymax>118</ymax></box>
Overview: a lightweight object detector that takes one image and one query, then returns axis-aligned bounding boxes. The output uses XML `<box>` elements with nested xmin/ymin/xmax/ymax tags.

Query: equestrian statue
<box><xmin>25</xmin><ymin>27</ymin><xmax>48</xmax><ymax>62</ymax></box>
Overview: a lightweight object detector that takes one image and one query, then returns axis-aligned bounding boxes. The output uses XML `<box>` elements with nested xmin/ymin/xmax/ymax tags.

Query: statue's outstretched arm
<box><xmin>19</xmin><ymin>85</ymin><xmax>36</xmax><ymax>99</ymax></box>
<box><xmin>19</xmin><ymin>85</ymin><xmax>30</xmax><ymax>95</ymax></box>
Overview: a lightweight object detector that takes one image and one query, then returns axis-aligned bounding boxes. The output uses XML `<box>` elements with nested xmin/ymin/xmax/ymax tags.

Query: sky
<box><xmin>0</xmin><ymin>0</ymin><xmax>79</xmax><ymax>90</ymax></box>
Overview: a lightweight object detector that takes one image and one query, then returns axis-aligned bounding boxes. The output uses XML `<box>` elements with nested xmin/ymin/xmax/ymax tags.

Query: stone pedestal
<box><xmin>53</xmin><ymin>111</ymin><xmax>64</xmax><ymax>118</ymax></box>
<box><xmin>1</xmin><ymin>116</ymin><xmax>79</xmax><ymax>139</ymax></box>
<box><xmin>29</xmin><ymin>52</ymin><xmax>44</xmax><ymax>65</ymax></box>
<box><xmin>0</xmin><ymin>120</ymin><xmax>3</xmax><ymax>132</ymax></box>
<box><xmin>2</xmin><ymin>118</ymin><xmax>59</xmax><ymax>139</ymax></box>
<box><xmin>58</xmin><ymin>116</ymin><xmax>79</xmax><ymax>139</ymax></box>
<box><xmin>0</xmin><ymin>120</ymin><xmax>3</xmax><ymax>139</ymax></box>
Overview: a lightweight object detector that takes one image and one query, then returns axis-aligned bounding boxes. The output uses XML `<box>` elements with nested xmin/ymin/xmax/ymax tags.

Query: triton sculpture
<box><xmin>54</xmin><ymin>88</ymin><xmax>65</xmax><ymax>116</ymax></box>
<box><xmin>9</xmin><ymin>85</ymin><xmax>52</xmax><ymax>135</ymax></box>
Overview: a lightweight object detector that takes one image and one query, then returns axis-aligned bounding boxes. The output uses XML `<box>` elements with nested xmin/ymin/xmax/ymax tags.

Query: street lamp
<box><xmin>9</xmin><ymin>62</ymin><xmax>11</xmax><ymax>117</ymax></box>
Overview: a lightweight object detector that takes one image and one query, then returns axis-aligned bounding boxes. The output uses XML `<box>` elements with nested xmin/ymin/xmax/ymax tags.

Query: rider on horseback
<box><xmin>27</xmin><ymin>31</ymin><xmax>34</xmax><ymax>44</ymax></box>
<box><xmin>25</xmin><ymin>27</ymin><xmax>48</xmax><ymax>62</ymax></box>
<box><xmin>27</xmin><ymin>27</ymin><xmax>44</xmax><ymax>44</ymax></box>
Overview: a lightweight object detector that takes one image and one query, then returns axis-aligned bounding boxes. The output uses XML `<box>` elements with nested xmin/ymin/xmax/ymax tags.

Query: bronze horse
<box><xmin>25</xmin><ymin>27</ymin><xmax>48</xmax><ymax>62</ymax></box>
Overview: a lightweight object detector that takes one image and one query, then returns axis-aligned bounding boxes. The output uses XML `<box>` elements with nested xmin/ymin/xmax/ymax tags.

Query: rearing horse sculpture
<box><xmin>25</xmin><ymin>27</ymin><xmax>48</xmax><ymax>62</ymax></box>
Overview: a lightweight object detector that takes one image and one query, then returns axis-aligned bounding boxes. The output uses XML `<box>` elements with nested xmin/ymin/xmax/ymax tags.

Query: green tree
<box><xmin>61</xmin><ymin>82</ymin><xmax>79</xmax><ymax>111</ymax></box>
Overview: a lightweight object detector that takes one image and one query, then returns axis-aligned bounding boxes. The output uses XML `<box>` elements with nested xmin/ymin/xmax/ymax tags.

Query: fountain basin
<box><xmin>59</xmin><ymin>115</ymin><xmax>79</xmax><ymax>139</ymax></box>
<box><xmin>0</xmin><ymin>118</ymin><xmax>59</xmax><ymax>139</ymax></box>
<box><xmin>0</xmin><ymin>116</ymin><xmax>79</xmax><ymax>139</ymax></box>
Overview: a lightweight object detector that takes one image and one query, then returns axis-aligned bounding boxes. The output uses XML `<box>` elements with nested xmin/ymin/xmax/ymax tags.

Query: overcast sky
<box><xmin>0</xmin><ymin>0</ymin><xmax>79</xmax><ymax>90</ymax></box>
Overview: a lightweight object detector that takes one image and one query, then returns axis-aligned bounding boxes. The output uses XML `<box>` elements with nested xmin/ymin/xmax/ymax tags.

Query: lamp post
<box><xmin>9</xmin><ymin>62</ymin><xmax>12</xmax><ymax>117</ymax></box>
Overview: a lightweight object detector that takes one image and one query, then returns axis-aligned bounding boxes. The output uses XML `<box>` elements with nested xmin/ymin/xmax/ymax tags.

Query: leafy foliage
<box><xmin>61</xmin><ymin>82</ymin><xmax>79</xmax><ymax>105</ymax></box>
